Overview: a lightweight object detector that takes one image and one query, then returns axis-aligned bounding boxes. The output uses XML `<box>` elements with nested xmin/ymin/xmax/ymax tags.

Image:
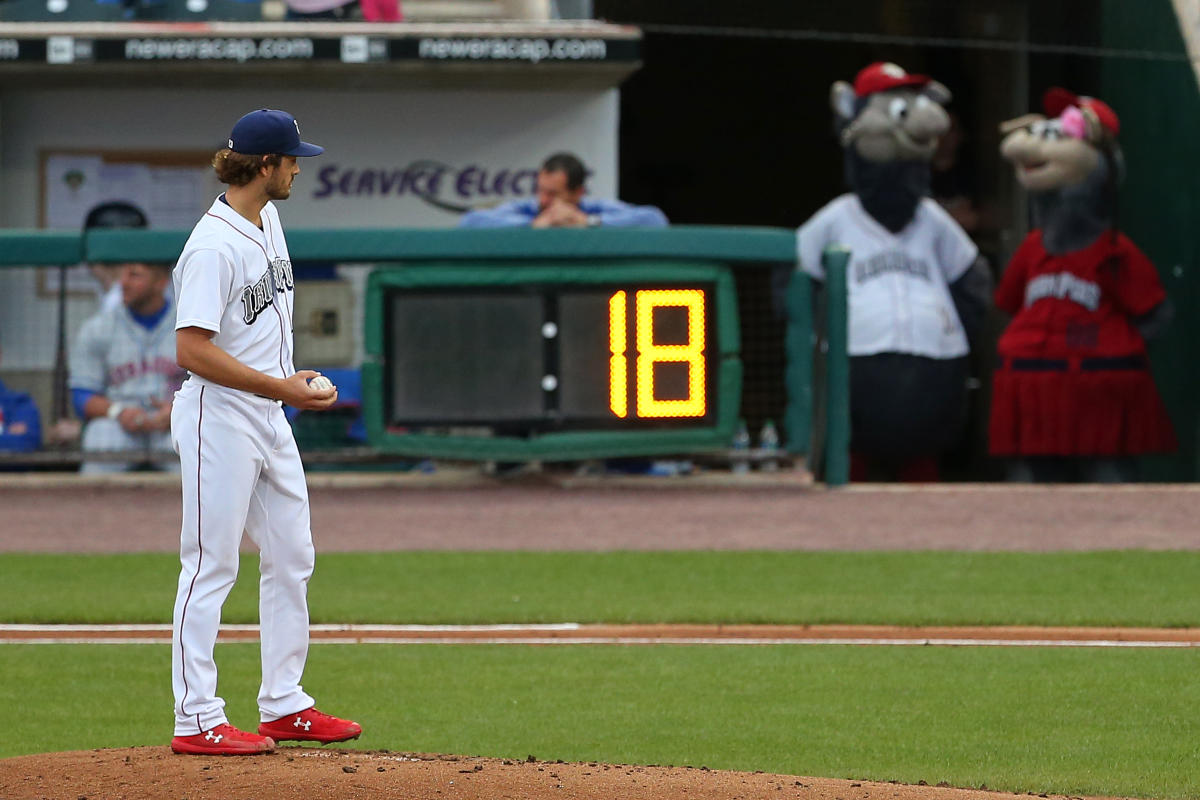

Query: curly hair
<box><xmin>212</xmin><ymin>149</ymin><xmax>281</xmax><ymax>187</ymax></box>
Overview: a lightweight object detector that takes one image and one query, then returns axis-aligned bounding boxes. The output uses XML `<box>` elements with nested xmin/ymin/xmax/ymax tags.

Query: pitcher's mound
<box><xmin>0</xmin><ymin>747</ymin><xmax>1126</xmax><ymax>800</ymax></box>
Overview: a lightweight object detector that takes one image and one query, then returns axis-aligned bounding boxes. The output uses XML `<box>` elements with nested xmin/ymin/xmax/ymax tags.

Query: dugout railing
<box><xmin>0</xmin><ymin>226</ymin><xmax>850</xmax><ymax>485</ymax></box>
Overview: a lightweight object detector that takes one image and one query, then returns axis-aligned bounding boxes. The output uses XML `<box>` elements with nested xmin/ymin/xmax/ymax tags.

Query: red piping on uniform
<box><xmin>271</xmin><ymin>304</ymin><xmax>287</xmax><ymax>377</ymax></box>
<box><xmin>177</xmin><ymin>384</ymin><xmax>205</xmax><ymax>732</ymax></box>
<box><xmin>262</xmin><ymin>215</ymin><xmax>294</xmax><ymax>361</ymax></box>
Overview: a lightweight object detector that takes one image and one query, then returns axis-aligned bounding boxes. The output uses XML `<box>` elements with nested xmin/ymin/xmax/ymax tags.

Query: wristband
<box><xmin>106</xmin><ymin>402</ymin><xmax>127</xmax><ymax>420</ymax></box>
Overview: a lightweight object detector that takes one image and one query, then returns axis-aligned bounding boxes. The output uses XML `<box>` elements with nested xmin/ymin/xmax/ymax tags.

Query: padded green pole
<box><xmin>822</xmin><ymin>247</ymin><xmax>851</xmax><ymax>487</ymax></box>
<box><xmin>783</xmin><ymin>269</ymin><xmax>812</xmax><ymax>455</ymax></box>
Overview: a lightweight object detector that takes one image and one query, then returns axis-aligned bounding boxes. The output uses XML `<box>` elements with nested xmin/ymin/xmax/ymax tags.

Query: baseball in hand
<box><xmin>309</xmin><ymin>375</ymin><xmax>335</xmax><ymax>391</ymax></box>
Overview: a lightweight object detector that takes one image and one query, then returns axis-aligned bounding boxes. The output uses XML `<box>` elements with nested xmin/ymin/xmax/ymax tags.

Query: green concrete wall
<box><xmin>1100</xmin><ymin>0</ymin><xmax>1199</xmax><ymax>480</ymax></box>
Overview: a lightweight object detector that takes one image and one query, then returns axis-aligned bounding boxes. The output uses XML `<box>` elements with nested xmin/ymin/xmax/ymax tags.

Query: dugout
<box><xmin>0</xmin><ymin>226</ymin><xmax>853</xmax><ymax>482</ymax></box>
<box><xmin>1</xmin><ymin>1</ymin><xmax>1198</xmax><ymax>481</ymax></box>
<box><xmin>0</xmin><ymin>16</ymin><xmax>642</xmax><ymax>457</ymax></box>
<box><xmin>596</xmin><ymin>0</ymin><xmax>1200</xmax><ymax>482</ymax></box>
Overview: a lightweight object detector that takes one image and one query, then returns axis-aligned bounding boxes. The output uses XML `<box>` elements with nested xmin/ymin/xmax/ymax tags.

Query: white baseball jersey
<box><xmin>69</xmin><ymin>301</ymin><xmax>181</xmax><ymax>407</ymax></box>
<box><xmin>170</xmin><ymin>194</ymin><xmax>316</xmax><ymax>737</ymax></box>
<box><xmin>69</xmin><ymin>300</ymin><xmax>183</xmax><ymax>472</ymax></box>
<box><xmin>797</xmin><ymin>194</ymin><xmax>978</xmax><ymax>358</ymax></box>
<box><xmin>173</xmin><ymin>197</ymin><xmax>297</xmax><ymax>386</ymax></box>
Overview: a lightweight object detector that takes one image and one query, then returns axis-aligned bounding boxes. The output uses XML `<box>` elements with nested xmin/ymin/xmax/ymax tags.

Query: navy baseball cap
<box><xmin>227</xmin><ymin>109</ymin><xmax>324</xmax><ymax>157</ymax></box>
<box><xmin>84</xmin><ymin>200</ymin><xmax>148</xmax><ymax>230</ymax></box>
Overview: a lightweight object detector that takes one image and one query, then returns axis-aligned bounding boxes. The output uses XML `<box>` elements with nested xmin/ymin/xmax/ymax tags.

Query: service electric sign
<box><xmin>311</xmin><ymin>161</ymin><xmax>538</xmax><ymax>214</ymax></box>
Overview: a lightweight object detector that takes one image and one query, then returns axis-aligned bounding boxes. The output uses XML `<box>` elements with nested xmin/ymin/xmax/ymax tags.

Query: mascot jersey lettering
<box><xmin>173</xmin><ymin>197</ymin><xmax>296</xmax><ymax>387</ymax></box>
<box><xmin>994</xmin><ymin>230</ymin><xmax>1165</xmax><ymax>359</ymax></box>
<box><xmin>797</xmin><ymin>194</ymin><xmax>977</xmax><ymax>358</ymax></box>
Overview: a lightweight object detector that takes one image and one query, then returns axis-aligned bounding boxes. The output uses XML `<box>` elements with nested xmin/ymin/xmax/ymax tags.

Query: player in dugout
<box><xmin>68</xmin><ymin>255</ymin><xmax>184</xmax><ymax>474</ymax></box>
<box><xmin>458</xmin><ymin>152</ymin><xmax>668</xmax><ymax>229</ymax></box>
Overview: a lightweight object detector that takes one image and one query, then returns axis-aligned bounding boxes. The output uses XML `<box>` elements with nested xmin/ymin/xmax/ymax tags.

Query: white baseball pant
<box><xmin>170</xmin><ymin>380</ymin><xmax>316</xmax><ymax>736</ymax></box>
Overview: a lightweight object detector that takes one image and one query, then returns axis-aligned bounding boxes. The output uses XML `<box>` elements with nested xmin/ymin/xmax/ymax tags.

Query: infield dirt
<box><xmin>0</xmin><ymin>747</ymin><xmax>1133</xmax><ymax>800</ymax></box>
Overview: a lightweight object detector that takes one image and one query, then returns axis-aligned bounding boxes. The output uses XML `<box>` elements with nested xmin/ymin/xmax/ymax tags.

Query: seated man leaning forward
<box><xmin>458</xmin><ymin>152</ymin><xmax>668</xmax><ymax>229</ymax></box>
<box><xmin>69</xmin><ymin>261</ymin><xmax>185</xmax><ymax>473</ymax></box>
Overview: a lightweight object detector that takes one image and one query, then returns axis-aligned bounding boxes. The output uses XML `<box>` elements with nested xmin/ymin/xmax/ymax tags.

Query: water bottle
<box><xmin>731</xmin><ymin>419</ymin><xmax>751</xmax><ymax>474</ymax></box>
<box><xmin>758</xmin><ymin>419</ymin><xmax>780</xmax><ymax>472</ymax></box>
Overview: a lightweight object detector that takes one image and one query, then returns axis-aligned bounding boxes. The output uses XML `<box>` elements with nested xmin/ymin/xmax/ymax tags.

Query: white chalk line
<box><xmin>1</xmin><ymin>624</ymin><xmax>1198</xmax><ymax>648</ymax></box>
<box><xmin>2</xmin><ymin>637</ymin><xmax>1197</xmax><ymax>647</ymax></box>
<box><xmin>0</xmin><ymin>623</ymin><xmax>582</xmax><ymax>633</ymax></box>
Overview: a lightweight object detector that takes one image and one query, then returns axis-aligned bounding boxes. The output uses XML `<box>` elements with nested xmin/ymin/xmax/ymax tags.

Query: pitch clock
<box><xmin>362</xmin><ymin>261</ymin><xmax>741</xmax><ymax>460</ymax></box>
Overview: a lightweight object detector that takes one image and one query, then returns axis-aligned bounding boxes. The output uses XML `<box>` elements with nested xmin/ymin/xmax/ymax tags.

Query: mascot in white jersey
<box><xmin>797</xmin><ymin>62</ymin><xmax>991</xmax><ymax>481</ymax></box>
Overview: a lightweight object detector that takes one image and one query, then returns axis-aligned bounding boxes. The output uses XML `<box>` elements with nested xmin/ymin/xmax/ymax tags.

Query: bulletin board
<box><xmin>38</xmin><ymin>150</ymin><xmax>221</xmax><ymax>296</ymax></box>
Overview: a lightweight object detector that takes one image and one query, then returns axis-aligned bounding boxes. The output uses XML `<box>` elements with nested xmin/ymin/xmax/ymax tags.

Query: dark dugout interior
<box><xmin>592</xmin><ymin>0</ymin><xmax>1191</xmax><ymax>481</ymax></box>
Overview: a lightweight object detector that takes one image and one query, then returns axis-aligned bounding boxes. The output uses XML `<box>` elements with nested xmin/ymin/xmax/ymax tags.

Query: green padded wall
<box><xmin>1100</xmin><ymin>0</ymin><xmax>1200</xmax><ymax>480</ymax></box>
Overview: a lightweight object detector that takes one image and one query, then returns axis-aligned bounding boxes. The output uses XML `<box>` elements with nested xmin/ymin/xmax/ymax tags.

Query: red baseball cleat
<box><xmin>171</xmin><ymin>723</ymin><xmax>276</xmax><ymax>755</ymax></box>
<box><xmin>258</xmin><ymin>707</ymin><xmax>362</xmax><ymax>744</ymax></box>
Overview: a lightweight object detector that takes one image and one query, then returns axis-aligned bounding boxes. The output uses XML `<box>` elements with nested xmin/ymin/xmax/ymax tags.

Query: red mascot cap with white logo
<box><xmin>853</xmin><ymin>62</ymin><xmax>932</xmax><ymax>97</ymax></box>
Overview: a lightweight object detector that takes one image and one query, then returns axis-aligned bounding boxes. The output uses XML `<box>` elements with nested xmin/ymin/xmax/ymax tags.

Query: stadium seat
<box><xmin>156</xmin><ymin>0</ymin><xmax>263</xmax><ymax>21</ymax></box>
<box><xmin>0</xmin><ymin>0</ymin><xmax>127</xmax><ymax>22</ymax></box>
<box><xmin>0</xmin><ymin>0</ymin><xmax>261</xmax><ymax>20</ymax></box>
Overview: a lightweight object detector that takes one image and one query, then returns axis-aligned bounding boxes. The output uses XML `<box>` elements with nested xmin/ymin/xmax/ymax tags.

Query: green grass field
<box><xmin>3</xmin><ymin>550</ymin><xmax>1200</xmax><ymax>798</ymax></box>
<box><xmin>4</xmin><ymin>550</ymin><xmax>1200</xmax><ymax>626</ymax></box>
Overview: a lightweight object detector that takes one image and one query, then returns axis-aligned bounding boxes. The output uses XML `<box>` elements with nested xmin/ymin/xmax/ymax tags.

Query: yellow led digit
<box><xmin>608</xmin><ymin>291</ymin><xmax>628</xmax><ymax>418</ymax></box>
<box><xmin>635</xmin><ymin>289</ymin><xmax>706</xmax><ymax>418</ymax></box>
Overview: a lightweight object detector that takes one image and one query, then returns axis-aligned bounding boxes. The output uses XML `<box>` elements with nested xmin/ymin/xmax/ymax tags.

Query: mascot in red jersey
<box><xmin>990</xmin><ymin>88</ymin><xmax>1176</xmax><ymax>482</ymax></box>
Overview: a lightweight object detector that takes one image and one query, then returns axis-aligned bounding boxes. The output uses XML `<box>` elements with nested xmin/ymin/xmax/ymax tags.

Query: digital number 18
<box><xmin>608</xmin><ymin>289</ymin><xmax>706</xmax><ymax>419</ymax></box>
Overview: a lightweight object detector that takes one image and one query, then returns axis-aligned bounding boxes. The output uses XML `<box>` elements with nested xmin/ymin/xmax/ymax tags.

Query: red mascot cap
<box><xmin>1043</xmin><ymin>87</ymin><xmax>1120</xmax><ymax>137</ymax></box>
<box><xmin>853</xmin><ymin>62</ymin><xmax>932</xmax><ymax>97</ymax></box>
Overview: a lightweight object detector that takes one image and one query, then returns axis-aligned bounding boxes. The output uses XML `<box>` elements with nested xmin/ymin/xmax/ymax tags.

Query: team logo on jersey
<box><xmin>241</xmin><ymin>258</ymin><xmax>296</xmax><ymax>325</ymax></box>
<box><xmin>272</xmin><ymin>257</ymin><xmax>295</xmax><ymax>293</ymax></box>
<box><xmin>109</xmin><ymin>356</ymin><xmax>185</xmax><ymax>387</ymax></box>
<box><xmin>1024</xmin><ymin>272</ymin><xmax>1100</xmax><ymax>311</ymax></box>
<box><xmin>854</xmin><ymin>251</ymin><xmax>932</xmax><ymax>283</ymax></box>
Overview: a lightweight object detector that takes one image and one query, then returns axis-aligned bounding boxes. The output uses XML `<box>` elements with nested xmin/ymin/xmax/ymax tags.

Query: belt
<box><xmin>1006</xmin><ymin>356</ymin><xmax>1148</xmax><ymax>372</ymax></box>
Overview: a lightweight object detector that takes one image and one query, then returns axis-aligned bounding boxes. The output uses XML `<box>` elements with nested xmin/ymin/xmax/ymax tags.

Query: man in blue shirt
<box><xmin>459</xmin><ymin>152</ymin><xmax>668</xmax><ymax>229</ymax></box>
<box><xmin>69</xmin><ymin>262</ymin><xmax>183</xmax><ymax>473</ymax></box>
<box><xmin>0</xmin><ymin>333</ymin><xmax>42</xmax><ymax>454</ymax></box>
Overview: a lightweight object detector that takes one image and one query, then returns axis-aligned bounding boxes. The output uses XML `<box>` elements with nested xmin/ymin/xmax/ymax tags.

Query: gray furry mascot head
<box><xmin>831</xmin><ymin>62</ymin><xmax>952</xmax><ymax>233</ymax></box>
